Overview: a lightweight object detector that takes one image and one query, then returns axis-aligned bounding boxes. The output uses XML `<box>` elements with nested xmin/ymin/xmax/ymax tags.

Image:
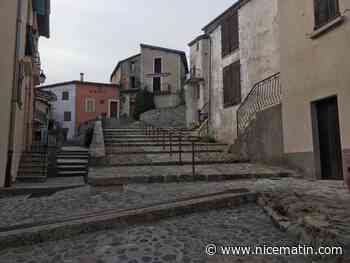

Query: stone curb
<box><xmin>0</xmin><ymin>192</ymin><xmax>256</xmax><ymax>251</ymax></box>
<box><xmin>258</xmin><ymin>196</ymin><xmax>350</xmax><ymax>262</ymax></box>
<box><xmin>99</xmin><ymin>160</ymin><xmax>250</xmax><ymax>168</ymax></box>
<box><xmin>0</xmin><ymin>185</ymin><xmax>85</xmax><ymax>198</ymax></box>
<box><xmin>88</xmin><ymin>173</ymin><xmax>289</xmax><ymax>186</ymax></box>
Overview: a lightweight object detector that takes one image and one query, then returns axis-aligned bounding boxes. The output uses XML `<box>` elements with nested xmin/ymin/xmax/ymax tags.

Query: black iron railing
<box><xmin>198</xmin><ymin>102</ymin><xmax>209</xmax><ymax>123</ymax></box>
<box><xmin>237</xmin><ymin>73</ymin><xmax>281</xmax><ymax>136</ymax></box>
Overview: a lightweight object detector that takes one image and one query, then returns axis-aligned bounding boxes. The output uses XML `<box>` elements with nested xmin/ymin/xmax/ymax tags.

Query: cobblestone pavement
<box><xmin>0</xmin><ymin>204</ymin><xmax>317</xmax><ymax>263</ymax></box>
<box><xmin>255</xmin><ymin>178</ymin><xmax>350</xmax><ymax>247</ymax></box>
<box><xmin>0</xmin><ymin>182</ymin><xmax>253</xmax><ymax>228</ymax></box>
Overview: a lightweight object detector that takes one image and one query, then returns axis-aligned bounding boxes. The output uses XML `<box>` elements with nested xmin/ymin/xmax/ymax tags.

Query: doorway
<box><xmin>153</xmin><ymin>77</ymin><xmax>161</xmax><ymax>93</ymax></box>
<box><xmin>313</xmin><ymin>96</ymin><xmax>343</xmax><ymax>180</ymax></box>
<box><xmin>109</xmin><ymin>101</ymin><xmax>119</xmax><ymax>119</ymax></box>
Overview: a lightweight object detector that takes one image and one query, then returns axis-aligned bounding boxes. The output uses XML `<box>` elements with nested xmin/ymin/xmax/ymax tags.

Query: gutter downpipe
<box><xmin>208</xmin><ymin>35</ymin><xmax>212</xmax><ymax>136</ymax></box>
<box><xmin>5</xmin><ymin>0</ymin><xmax>22</xmax><ymax>188</ymax></box>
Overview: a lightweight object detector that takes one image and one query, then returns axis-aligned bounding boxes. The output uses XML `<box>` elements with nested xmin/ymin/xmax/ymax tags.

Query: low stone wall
<box><xmin>140</xmin><ymin>105</ymin><xmax>186</xmax><ymax>128</ymax></box>
<box><xmin>230</xmin><ymin>104</ymin><xmax>284</xmax><ymax>165</ymax></box>
<box><xmin>89</xmin><ymin>120</ymin><xmax>105</xmax><ymax>160</ymax></box>
<box><xmin>154</xmin><ymin>94</ymin><xmax>181</xmax><ymax>109</ymax></box>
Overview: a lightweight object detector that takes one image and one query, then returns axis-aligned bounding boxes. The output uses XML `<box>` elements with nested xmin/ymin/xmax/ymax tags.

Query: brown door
<box><xmin>130</xmin><ymin>100</ymin><xmax>135</xmax><ymax>119</ymax></box>
<box><xmin>110</xmin><ymin>101</ymin><xmax>119</xmax><ymax>119</ymax></box>
<box><xmin>316</xmin><ymin>96</ymin><xmax>343</xmax><ymax>180</ymax></box>
<box><xmin>153</xmin><ymin>77</ymin><xmax>161</xmax><ymax>93</ymax></box>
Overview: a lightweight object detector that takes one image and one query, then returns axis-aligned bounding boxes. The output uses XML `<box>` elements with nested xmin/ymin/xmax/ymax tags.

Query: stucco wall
<box><xmin>45</xmin><ymin>84</ymin><xmax>77</xmax><ymax>139</ymax></box>
<box><xmin>209</xmin><ymin>0</ymin><xmax>280</xmax><ymax>144</ymax></box>
<box><xmin>279</xmin><ymin>0</ymin><xmax>350</xmax><ymax>178</ymax></box>
<box><xmin>75</xmin><ymin>83</ymin><xmax>119</xmax><ymax>130</ymax></box>
<box><xmin>141</xmin><ymin>47</ymin><xmax>183</xmax><ymax>93</ymax></box>
<box><xmin>0</xmin><ymin>0</ymin><xmax>17</xmax><ymax>186</ymax></box>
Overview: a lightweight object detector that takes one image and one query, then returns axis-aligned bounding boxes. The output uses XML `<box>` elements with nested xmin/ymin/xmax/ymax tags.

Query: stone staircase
<box><xmin>57</xmin><ymin>147</ymin><xmax>89</xmax><ymax>178</ymax></box>
<box><xmin>17</xmin><ymin>151</ymin><xmax>48</xmax><ymax>183</ymax></box>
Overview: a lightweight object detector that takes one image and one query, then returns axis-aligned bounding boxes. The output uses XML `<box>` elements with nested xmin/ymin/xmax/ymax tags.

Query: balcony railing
<box><xmin>154</xmin><ymin>83</ymin><xmax>176</xmax><ymax>96</ymax></box>
<box><xmin>236</xmin><ymin>73</ymin><xmax>281</xmax><ymax>136</ymax></box>
<box><xmin>187</xmin><ymin>67</ymin><xmax>203</xmax><ymax>81</ymax></box>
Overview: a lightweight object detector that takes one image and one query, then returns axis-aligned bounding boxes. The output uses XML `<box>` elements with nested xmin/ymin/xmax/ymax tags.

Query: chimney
<box><xmin>80</xmin><ymin>73</ymin><xmax>84</xmax><ymax>82</ymax></box>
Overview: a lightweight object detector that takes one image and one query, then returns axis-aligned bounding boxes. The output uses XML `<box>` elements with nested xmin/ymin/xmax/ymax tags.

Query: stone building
<box><xmin>41</xmin><ymin>77</ymin><xmax>119</xmax><ymax>140</ymax></box>
<box><xmin>185</xmin><ymin>35</ymin><xmax>210</xmax><ymax>128</ymax></box>
<box><xmin>110</xmin><ymin>44</ymin><xmax>188</xmax><ymax>117</ymax></box>
<box><xmin>186</xmin><ymin>0</ymin><xmax>280</xmax><ymax>143</ymax></box>
<box><xmin>0</xmin><ymin>0</ymin><xmax>51</xmax><ymax>187</ymax></box>
<box><xmin>279</xmin><ymin>0</ymin><xmax>350</xmax><ymax>180</ymax></box>
<box><xmin>110</xmin><ymin>54</ymin><xmax>141</xmax><ymax>118</ymax></box>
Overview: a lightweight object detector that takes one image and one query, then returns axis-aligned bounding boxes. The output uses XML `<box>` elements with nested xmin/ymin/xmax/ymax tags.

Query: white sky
<box><xmin>39</xmin><ymin>0</ymin><xmax>236</xmax><ymax>84</ymax></box>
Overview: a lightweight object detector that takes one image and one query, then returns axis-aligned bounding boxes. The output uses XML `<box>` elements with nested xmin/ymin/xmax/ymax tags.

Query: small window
<box><xmin>154</xmin><ymin>58</ymin><xmax>162</xmax><ymax>74</ymax></box>
<box><xmin>221</xmin><ymin>8</ymin><xmax>239</xmax><ymax>57</ymax></box>
<box><xmin>100</xmin><ymin>100</ymin><xmax>105</xmax><ymax>104</ymax></box>
<box><xmin>130</xmin><ymin>61</ymin><xmax>135</xmax><ymax>73</ymax></box>
<box><xmin>130</xmin><ymin>76</ymin><xmax>136</xmax><ymax>89</ymax></box>
<box><xmin>196</xmin><ymin>42</ymin><xmax>200</xmax><ymax>51</ymax></box>
<box><xmin>223</xmin><ymin>61</ymin><xmax>241</xmax><ymax>108</ymax></box>
<box><xmin>64</xmin><ymin>111</ymin><xmax>71</xmax><ymax>122</ymax></box>
<box><xmin>314</xmin><ymin>0</ymin><xmax>340</xmax><ymax>29</ymax></box>
<box><xmin>85</xmin><ymin>98</ymin><xmax>95</xmax><ymax>113</ymax></box>
<box><xmin>62</xmin><ymin>91</ymin><xmax>69</xmax><ymax>101</ymax></box>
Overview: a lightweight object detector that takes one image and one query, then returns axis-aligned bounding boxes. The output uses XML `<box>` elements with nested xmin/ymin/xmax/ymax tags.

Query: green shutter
<box><xmin>33</xmin><ymin>0</ymin><xmax>46</xmax><ymax>16</ymax></box>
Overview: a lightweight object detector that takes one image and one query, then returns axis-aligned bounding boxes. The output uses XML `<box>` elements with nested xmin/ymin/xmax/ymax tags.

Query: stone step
<box><xmin>57</xmin><ymin>159</ymin><xmax>89</xmax><ymax>165</ymax></box>
<box><xmin>59</xmin><ymin>151</ymin><xmax>89</xmax><ymax>156</ymax></box>
<box><xmin>57</xmin><ymin>165</ymin><xmax>88</xmax><ymax>172</ymax></box>
<box><xmin>105</xmin><ymin>143</ymin><xmax>227</xmax><ymax>147</ymax></box>
<box><xmin>57</xmin><ymin>155</ymin><xmax>89</xmax><ymax>160</ymax></box>
<box><xmin>57</xmin><ymin>171</ymin><xmax>87</xmax><ymax>177</ymax></box>
<box><xmin>105</xmin><ymin>149</ymin><xmax>224</xmax><ymax>155</ymax></box>
<box><xmin>16</xmin><ymin>176</ymin><xmax>47</xmax><ymax>183</ymax></box>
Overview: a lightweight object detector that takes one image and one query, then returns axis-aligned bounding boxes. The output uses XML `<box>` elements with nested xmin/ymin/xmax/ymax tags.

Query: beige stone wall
<box><xmin>141</xmin><ymin>47</ymin><xmax>183</xmax><ymax>93</ymax></box>
<box><xmin>209</xmin><ymin>0</ymin><xmax>280</xmax><ymax>143</ymax></box>
<box><xmin>279</xmin><ymin>0</ymin><xmax>350</xmax><ymax>177</ymax></box>
<box><xmin>0</xmin><ymin>0</ymin><xmax>17</xmax><ymax>186</ymax></box>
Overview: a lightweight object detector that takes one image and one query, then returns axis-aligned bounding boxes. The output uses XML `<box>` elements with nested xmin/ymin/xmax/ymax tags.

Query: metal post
<box><xmin>170</xmin><ymin>132</ymin><xmax>173</xmax><ymax>157</ymax></box>
<box><xmin>179</xmin><ymin>133</ymin><xmax>182</xmax><ymax>165</ymax></box>
<box><xmin>192</xmin><ymin>142</ymin><xmax>195</xmax><ymax>176</ymax></box>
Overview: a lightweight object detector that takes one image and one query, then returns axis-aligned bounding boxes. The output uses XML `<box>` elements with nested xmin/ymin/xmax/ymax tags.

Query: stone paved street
<box><xmin>0</xmin><ymin>204</ymin><xmax>314</xmax><ymax>263</ymax></box>
<box><xmin>0</xmin><ymin>182</ymin><xmax>251</xmax><ymax>228</ymax></box>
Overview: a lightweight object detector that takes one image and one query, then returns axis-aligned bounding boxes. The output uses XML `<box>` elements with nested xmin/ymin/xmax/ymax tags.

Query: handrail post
<box><xmin>163</xmin><ymin>129</ymin><xmax>166</xmax><ymax>150</ymax></box>
<box><xmin>179</xmin><ymin>133</ymin><xmax>182</xmax><ymax>165</ymax></box>
<box><xmin>192</xmin><ymin>142</ymin><xmax>195</xmax><ymax>176</ymax></box>
<box><xmin>169</xmin><ymin>131</ymin><xmax>173</xmax><ymax>157</ymax></box>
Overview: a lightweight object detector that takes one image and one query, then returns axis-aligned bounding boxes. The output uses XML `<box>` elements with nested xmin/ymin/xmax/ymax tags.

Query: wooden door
<box><xmin>110</xmin><ymin>101</ymin><xmax>119</xmax><ymax>119</ymax></box>
<box><xmin>153</xmin><ymin>77</ymin><xmax>161</xmax><ymax>93</ymax></box>
<box><xmin>316</xmin><ymin>96</ymin><xmax>343</xmax><ymax>180</ymax></box>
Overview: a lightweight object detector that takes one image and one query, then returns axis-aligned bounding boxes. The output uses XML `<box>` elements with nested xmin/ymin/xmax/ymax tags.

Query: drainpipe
<box><xmin>208</xmin><ymin>35</ymin><xmax>213</xmax><ymax>136</ymax></box>
<box><xmin>5</xmin><ymin>0</ymin><xmax>22</xmax><ymax>187</ymax></box>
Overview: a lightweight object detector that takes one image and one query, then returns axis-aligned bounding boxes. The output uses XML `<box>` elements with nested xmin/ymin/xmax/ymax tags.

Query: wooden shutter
<box><xmin>314</xmin><ymin>0</ymin><xmax>340</xmax><ymax>29</ymax></box>
<box><xmin>223</xmin><ymin>61</ymin><xmax>241</xmax><ymax>108</ymax></box>
<box><xmin>221</xmin><ymin>9</ymin><xmax>239</xmax><ymax>57</ymax></box>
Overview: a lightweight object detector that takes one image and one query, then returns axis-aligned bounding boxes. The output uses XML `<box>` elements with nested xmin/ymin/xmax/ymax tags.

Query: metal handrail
<box><xmin>237</xmin><ymin>73</ymin><xmax>281</xmax><ymax>136</ymax></box>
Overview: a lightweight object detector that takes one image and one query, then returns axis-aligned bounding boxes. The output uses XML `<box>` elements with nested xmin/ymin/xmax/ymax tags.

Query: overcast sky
<box><xmin>39</xmin><ymin>0</ymin><xmax>235</xmax><ymax>85</ymax></box>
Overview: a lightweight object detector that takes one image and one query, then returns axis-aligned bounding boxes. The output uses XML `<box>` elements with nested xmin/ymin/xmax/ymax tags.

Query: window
<box><xmin>85</xmin><ymin>98</ymin><xmax>95</xmax><ymax>113</ymax></box>
<box><xmin>64</xmin><ymin>111</ymin><xmax>71</xmax><ymax>122</ymax></box>
<box><xmin>62</xmin><ymin>91</ymin><xmax>69</xmax><ymax>100</ymax></box>
<box><xmin>223</xmin><ymin>61</ymin><xmax>241</xmax><ymax>108</ymax></box>
<box><xmin>154</xmin><ymin>58</ymin><xmax>162</xmax><ymax>74</ymax></box>
<box><xmin>130</xmin><ymin>76</ymin><xmax>136</xmax><ymax>89</ymax></box>
<box><xmin>100</xmin><ymin>100</ymin><xmax>105</xmax><ymax>104</ymax></box>
<box><xmin>130</xmin><ymin>61</ymin><xmax>135</xmax><ymax>73</ymax></box>
<box><xmin>196</xmin><ymin>42</ymin><xmax>200</xmax><ymax>51</ymax></box>
<box><xmin>221</xmin><ymin>8</ymin><xmax>239</xmax><ymax>57</ymax></box>
<box><xmin>314</xmin><ymin>0</ymin><xmax>340</xmax><ymax>29</ymax></box>
<box><xmin>153</xmin><ymin>77</ymin><xmax>161</xmax><ymax>93</ymax></box>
